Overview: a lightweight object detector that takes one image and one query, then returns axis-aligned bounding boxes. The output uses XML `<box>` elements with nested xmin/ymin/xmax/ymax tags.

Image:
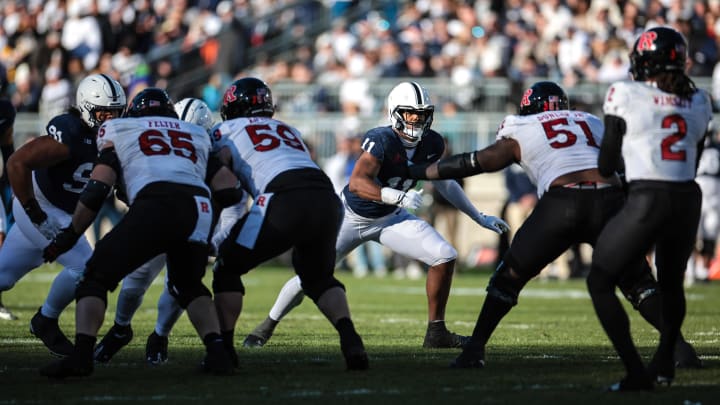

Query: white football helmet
<box><xmin>387</xmin><ymin>81</ymin><xmax>434</xmax><ymax>148</ymax></box>
<box><xmin>76</xmin><ymin>74</ymin><xmax>126</xmax><ymax>129</ymax></box>
<box><xmin>174</xmin><ymin>97</ymin><xmax>214</xmax><ymax>133</ymax></box>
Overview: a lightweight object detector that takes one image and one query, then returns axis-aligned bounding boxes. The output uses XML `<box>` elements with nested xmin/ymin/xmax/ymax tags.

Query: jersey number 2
<box><xmin>660</xmin><ymin>114</ymin><xmax>687</xmax><ymax>161</ymax></box>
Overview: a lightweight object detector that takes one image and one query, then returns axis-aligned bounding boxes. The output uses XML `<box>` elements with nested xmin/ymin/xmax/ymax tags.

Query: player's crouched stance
<box><xmin>38</xmin><ymin>88</ymin><xmax>243</xmax><ymax>378</ymax></box>
<box><xmin>210</xmin><ymin>77</ymin><xmax>368</xmax><ymax>370</ymax></box>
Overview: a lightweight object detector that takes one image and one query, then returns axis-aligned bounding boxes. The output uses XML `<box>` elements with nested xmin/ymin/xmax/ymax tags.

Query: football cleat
<box><xmin>340</xmin><ymin>332</ymin><xmax>369</xmax><ymax>371</ymax></box>
<box><xmin>423</xmin><ymin>325</ymin><xmax>470</xmax><ymax>349</ymax></box>
<box><xmin>145</xmin><ymin>331</ymin><xmax>169</xmax><ymax>365</ymax></box>
<box><xmin>94</xmin><ymin>323</ymin><xmax>133</xmax><ymax>363</ymax></box>
<box><xmin>674</xmin><ymin>339</ymin><xmax>703</xmax><ymax>369</ymax></box>
<box><xmin>450</xmin><ymin>343</ymin><xmax>485</xmax><ymax>369</ymax></box>
<box><xmin>30</xmin><ymin>308</ymin><xmax>74</xmax><ymax>357</ymax></box>
<box><xmin>606</xmin><ymin>374</ymin><xmax>654</xmax><ymax>392</ymax></box>
<box><xmin>201</xmin><ymin>341</ymin><xmax>235</xmax><ymax>375</ymax></box>
<box><xmin>0</xmin><ymin>303</ymin><xmax>17</xmax><ymax>321</ymax></box>
<box><xmin>648</xmin><ymin>351</ymin><xmax>675</xmax><ymax>386</ymax></box>
<box><xmin>39</xmin><ymin>353</ymin><xmax>94</xmax><ymax>379</ymax></box>
<box><xmin>242</xmin><ymin>334</ymin><xmax>268</xmax><ymax>348</ymax></box>
<box><xmin>243</xmin><ymin>317</ymin><xmax>278</xmax><ymax>348</ymax></box>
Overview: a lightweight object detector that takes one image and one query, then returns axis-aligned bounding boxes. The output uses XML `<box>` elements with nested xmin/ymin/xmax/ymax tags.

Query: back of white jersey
<box><xmin>97</xmin><ymin>117</ymin><xmax>210</xmax><ymax>203</ymax></box>
<box><xmin>496</xmin><ymin>110</ymin><xmax>604</xmax><ymax>197</ymax></box>
<box><xmin>603</xmin><ymin>81</ymin><xmax>712</xmax><ymax>182</ymax></box>
<box><xmin>211</xmin><ymin>116</ymin><xmax>318</xmax><ymax>197</ymax></box>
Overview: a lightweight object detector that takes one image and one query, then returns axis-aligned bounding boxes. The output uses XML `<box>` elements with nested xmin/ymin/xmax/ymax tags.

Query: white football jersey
<box><xmin>496</xmin><ymin>110</ymin><xmax>604</xmax><ymax>197</ymax></box>
<box><xmin>211</xmin><ymin>116</ymin><xmax>318</xmax><ymax>197</ymax></box>
<box><xmin>97</xmin><ymin>116</ymin><xmax>211</xmax><ymax>204</ymax></box>
<box><xmin>603</xmin><ymin>81</ymin><xmax>713</xmax><ymax>182</ymax></box>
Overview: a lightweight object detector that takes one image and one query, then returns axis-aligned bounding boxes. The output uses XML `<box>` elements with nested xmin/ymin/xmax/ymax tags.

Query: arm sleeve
<box><xmin>598</xmin><ymin>114</ymin><xmax>626</xmax><ymax>177</ymax></box>
<box><xmin>431</xmin><ymin>179</ymin><xmax>484</xmax><ymax>223</ymax></box>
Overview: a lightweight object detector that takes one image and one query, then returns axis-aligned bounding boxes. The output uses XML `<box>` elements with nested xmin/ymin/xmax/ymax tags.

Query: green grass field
<box><xmin>0</xmin><ymin>264</ymin><xmax>718</xmax><ymax>404</ymax></box>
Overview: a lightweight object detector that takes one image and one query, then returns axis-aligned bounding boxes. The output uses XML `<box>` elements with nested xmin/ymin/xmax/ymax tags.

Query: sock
<box><xmin>155</xmin><ymin>287</ymin><xmax>184</xmax><ymax>336</ymax></box>
<box><xmin>221</xmin><ymin>329</ymin><xmax>234</xmax><ymax>350</ymax></box>
<box><xmin>203</xmin><ymin>332</ymin><xmax>224</xmax><ymax>352</ymax></box>
<box><xmin>75</xmin><ymin>333</ymin><xmax>97</xmax><ymax>360</ymax></box>
<box><xmin>112</xmin><ymin>322</ymin><xmax>132</xmax><ymax>334</ymax></box>
<box><xmin>471</xmin><ymin>296</ymin><xmax>513</xmax><ymax>346</ymax></box>
<box><xmin>427</xmin><ymin>320</ymin><xmax>447</xmax><ymax>332</ymax></box>
<box><xmin>42</xmin><ymin>268</ymin><xmax>80</xmax><ymax>318</ymax></box>
<box><xmin>334</xmin><ymin>317</ymin><xmax>362</xmax><ymax>349</ymax></box>
<box><xmin>114</xmin><ymin>288</ymin><xmax>144</xmax><ymax>325</ymax></box>
<box><xmin>268</xmin><ymin>276</ymin><xmax>304</xmax><ymax>320</ymax></box>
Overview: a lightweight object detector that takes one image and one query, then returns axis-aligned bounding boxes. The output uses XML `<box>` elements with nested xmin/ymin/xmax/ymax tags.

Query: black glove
<box><xmin>43</xmin><ymin>225</ymin><xmax>81</xmax><ymax>263</ymax></box>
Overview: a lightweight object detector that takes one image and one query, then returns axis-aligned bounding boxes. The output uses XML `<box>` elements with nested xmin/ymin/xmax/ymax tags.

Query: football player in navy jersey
<box><xmin>243</xmin><ymin>81</ymin><xmax>508</xmax><ymax>350</ymax></box>
<box><xmin>591</xmin><ymin>26</ymin><xmax>712</xmax><ymax>390</ymax></box>
<box><xmin>0</xmin><ymin>74</ymin><xmax>125</xmax><ymax>356</ymax></box>
<box><xmin>0</xmin><ymin>98</ymin><xmax>16</xmax><ymax>321</ymax></box>
<box><xmin>40</xmin><ymin>88</ymin><xmax>243</xmax><ymax>378</ymax></box>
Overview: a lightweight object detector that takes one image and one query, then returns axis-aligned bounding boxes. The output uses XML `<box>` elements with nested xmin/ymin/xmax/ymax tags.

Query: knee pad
<box><xmin>75</xmin><ymin>277</ymin><xmax>109</xmax><ymax>307</ymax></box>
<box><xmin>167</xmin><ymin>281</ymin><xmax>212</xmax><ymax>309</ymax></box>
<box><xmin>486</xmin><ymin>260</ymin><xmax>528</xmax><ymax>306</ymax></box>
<box><xmin>302</xmin><ymin>276</ymin><xmax>345</xmax><ymax>303</ymax></box>
<box><xmin>211</xmin><ymin>268</ymin><xmax>245</xmax><ymax>295</ymax></box>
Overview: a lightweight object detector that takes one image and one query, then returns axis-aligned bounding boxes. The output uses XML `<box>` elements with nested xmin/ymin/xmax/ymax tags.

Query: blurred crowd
<box><xmin>1</xmin><ymin>0</ymin><xmax>720</xmax><ymax>122</ymax></box>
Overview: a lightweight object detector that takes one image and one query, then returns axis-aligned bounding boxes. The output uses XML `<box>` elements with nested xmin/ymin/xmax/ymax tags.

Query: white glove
<box><xmin>380</xmin><ymin>187</ymin><xmax>423</xmax><ymax>210</ymax></box>
<box><xmin>36</xmin><ymin>216</ymin><xmax>62</xmax><ymax>240</ymax></box>
<box><xmin>476</xmin><ymin>214</ymin><xmax>510</xmax><ymax>235</ymax></box>
<box><xmin>23</xmin><ymin>198</ymin><xmax>62</xmax><ymax>240</ymax></box>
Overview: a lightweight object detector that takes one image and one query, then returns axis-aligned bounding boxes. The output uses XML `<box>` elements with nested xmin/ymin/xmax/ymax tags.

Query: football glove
<box><xmin>380</xmin><ymin>188</ymin><xmax>423</xmax><ymax>210</ymax></box>
<box><xmin>23</xmin><ymin>198</ymin><xmax>61</xmax><ymax>240</ymax></box>
<box><xmin>475</xmin><ymin>214</ymin><xmax>510</xmax><ymax>235</ymax></box>
<box><xmin>43</xmin><ymin>225</ymin><xmax>82</xmax><ymax>263</ymax></box>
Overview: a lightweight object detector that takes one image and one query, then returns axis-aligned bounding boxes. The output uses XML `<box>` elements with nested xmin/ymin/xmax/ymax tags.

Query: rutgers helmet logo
<box><xmin>521</xmin><ymin>88</ymin><xmax>532</xmax><ymax>107</ymax></box>
<box><xmin>636</xmin><ymin>31</ymin><xmax>658</xmax><ymax>52</ymax></box>
<box><xmin>224</xmin><ymin>85</ymin><xmax>238</xmax><ymax>104</ymax></box>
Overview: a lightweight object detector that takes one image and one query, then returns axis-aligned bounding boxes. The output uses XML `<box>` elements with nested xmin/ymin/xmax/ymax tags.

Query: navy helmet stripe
<box><xmin>181</xmin><ymin>99</ymin><xmax>195</xmax><ymax>121</ymax></box>
<box><xmin>409</xmin><ymin>82</ymin><xmax>423</xmax><ymax>104</ymax></box>
<box><xmin>99</xmin><ymin>73</ymin><xmax>118</xmax><ymax>101</ymax></box>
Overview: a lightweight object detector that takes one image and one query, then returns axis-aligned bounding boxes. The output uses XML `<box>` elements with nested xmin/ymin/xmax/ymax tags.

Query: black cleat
<box><xmin>39</xmin><ymin>353</ymin><xmax>94</xmax><ymax>379</ymax></box>
<box><xmin>201</xmin><ymin>342</ymin><xmax>235</xmax><ymax>375</ymax></box>
<box><xmin>606</xmin><ymin>374</ymin><xmax>654</xmax><ymax>392</ymax></box>
<box><xmin>423</xmin><ymin>327</ymin><xmax>470</xmax><ymax>349</ymax></box>
<box><xmin>341</xmin><ymin>333</ymin><xmax>369</xmax><ymax>371</ymax></box>
<box><xmin>242</xmin><ymin>333</ymin><xmax>268</xmax><ymax>348</ymax></box>
<box><xmin>94</xmin><ymin>323</ymin><xmax>133</xmax><ymax>363</ymax></box>
<box><xmin>450</xmin><ymin>343</ymin><xmax>485</xmax><ymax>368</ymax></box>
<box><xmin>145</xmin><ymin>331</ymin><xmax>169</xmax><ymax>365</ymax></box>
<box><xmin>674</xmin><ymin>339</ymin><xmax>703</xmax><ymax>369</ymax></box>
<box><xmin>243</xmin><ymin>317</ymin><xmax>277</xmax><ymax>348</ymax></box>
<box><xmin>30</xmin><ymin>308</ymin><xmax>73</xmax><ymax>357</ymax></box>
<box><xmin>648</xmin><ymin>351</ymin><xmax>675</xmax><ymax>386</ymax></box>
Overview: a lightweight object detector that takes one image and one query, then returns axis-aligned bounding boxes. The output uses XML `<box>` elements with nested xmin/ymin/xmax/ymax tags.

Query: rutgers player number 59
<box><xmin>245</xmin><ymin>124</ymin><xmax>306</xmax><ymax>152</ymax></box>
